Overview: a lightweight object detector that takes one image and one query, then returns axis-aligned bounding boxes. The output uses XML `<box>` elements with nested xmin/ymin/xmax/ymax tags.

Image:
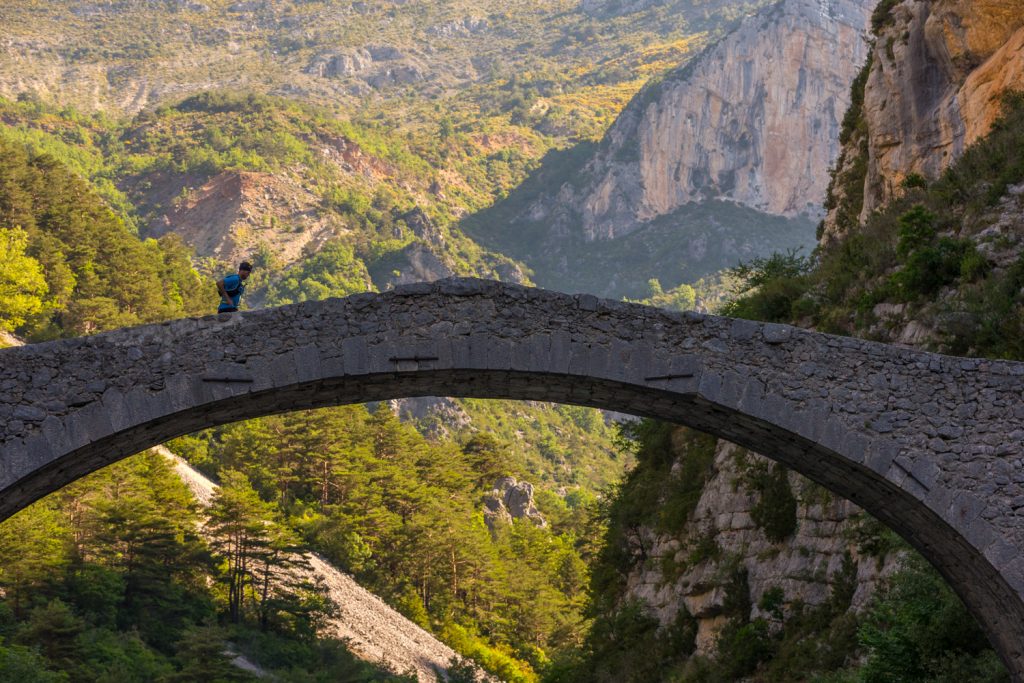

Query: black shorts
<box><xmin>218</xmin><ymin>306</ymin><xmax>238</xmax><ymax>313</ymax></box>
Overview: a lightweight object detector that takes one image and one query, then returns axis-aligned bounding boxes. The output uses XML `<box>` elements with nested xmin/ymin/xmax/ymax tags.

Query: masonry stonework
<box><xmin>0</xmin><ymin>278</ymin><xmax>1022</xmax><ymax>677</ymax></box>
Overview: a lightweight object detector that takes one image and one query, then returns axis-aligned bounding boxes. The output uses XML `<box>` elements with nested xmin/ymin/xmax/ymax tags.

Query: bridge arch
<box><xmin>1</xmin><ymin>278</ymin><xmax>1023</xmax><ymax>677</ymax></box>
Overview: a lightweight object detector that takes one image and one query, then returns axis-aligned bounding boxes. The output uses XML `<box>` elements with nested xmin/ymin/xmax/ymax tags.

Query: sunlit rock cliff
<box><xmin>470</xmin><ymin>0</ymin><xmax>875</xmax><ymax>298</ymax></box>
<box><xmin>822</xmin><ymin>0</ymin><xmax>1024</xmax><ymax>243</ymax></box>
<box><xmin>539</xmin><ymin>0</ymin><xmax>874</xmax><ymax>240</ymax></box>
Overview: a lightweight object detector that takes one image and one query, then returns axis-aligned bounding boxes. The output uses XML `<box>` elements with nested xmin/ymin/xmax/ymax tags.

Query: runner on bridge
<box><xmin>216</xmin><ymin>261</ymin><xmax>253</xmax><ymax>313</ymax></box>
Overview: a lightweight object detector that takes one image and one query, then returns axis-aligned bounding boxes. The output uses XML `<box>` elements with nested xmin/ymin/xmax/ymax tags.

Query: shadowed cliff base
<box><xmin>466</xmin><ymin>192</ymin><xmax>816</xmax><ymax>299</ymax></box>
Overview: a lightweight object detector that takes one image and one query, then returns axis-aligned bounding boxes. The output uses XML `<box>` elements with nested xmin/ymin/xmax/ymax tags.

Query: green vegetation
<box><xmin>670</xmin><ymin>90</ymin><xmax>1024</xmax><ymax>683</ymax></box>
<box><xmin>0</xmin><ymin>227</ymin><xmax>48</xmax><ymax>332</ymax></box>
<box><xmin>855</xmin><ymin>556</ymin><xmax>1008</xmax><ymax>682</ymax></box>
<box><xmin>555</xmin><ymin>84</ymin><xmax>1024</xmax><ymax>669</ymax></box>
<box><xmin>264</xmin><ymin>241</ymin><xmax>372</xmax><ymax>306</ymax></box>
<box><xmin>871</xmin><ymin>0</ymin><xmax>903</xmax><ymax>33</ymax></box>
<box><xmin>0</xmin><ymin>452</ymin><xmax>408</xmax><ymax>682</ymax></box>
<box><xmin>822</xmin><ymin>55</ymin><xmax>872</xmax><ymax>241</ymax></box>
<box><xmin>446</xmin><ymin>399</ymin><xmax>624</xmax><ymax>490</ymax></box>
<box><xmin>0</xmin><ymin>113</ymin><xmax>625</xmax><ymax>678</ymax></box>
<box><xmin>0</xmin><ymin>136</ymin><xmax>207</xmax><ymax>339</ymax></box>
<box><xmin>738</xmin><ymin>459</ymin><xmax>798</xmax><ymax>543</ymax></box>
<box><xmin>170</xmin><ymin>403</ymin><xmax>598</xmax><ymax>681</ymax></box>
<box><xmin>552</xmin><ymin>420</ymin><xmax>1007</xmax><ymax>682</ymax></box>
<box><xmin>547</xmin><ymin>422</ymin><xmax>714</xmax><ymax>681</ymax></box>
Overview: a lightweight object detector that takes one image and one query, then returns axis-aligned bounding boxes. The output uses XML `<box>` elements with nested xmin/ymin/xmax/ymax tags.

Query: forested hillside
<box><xmin>0</xmin><ymin>451</ymin><xmax>413</xmax><ymax>681</ymax></box>
<box><xmin>168</xmin><ymin>404</ymin><xmax>606</xmax><ymax>681</ymax></box>
<box><xmin>0</xmin><ymin>135</ymin><xmax>206</xmax><ymax>341</ymax></box>
<box><xmin>0</xmin><ymin>107</ymin><xmax>623</xmax><ymax>678</ymax></box>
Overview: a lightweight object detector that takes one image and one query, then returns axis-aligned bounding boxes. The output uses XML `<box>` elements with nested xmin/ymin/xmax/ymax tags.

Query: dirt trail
<box><xmin>157</xmin><ymin>446</ymin><xmax>478</xmax><ymax>682</ymax></box>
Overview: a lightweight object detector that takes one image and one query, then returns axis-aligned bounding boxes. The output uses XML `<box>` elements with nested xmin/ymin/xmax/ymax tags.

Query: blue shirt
<box><xmin>219</xmin><ymin>273</ymin><xmax>245</xmax><ymax>311</ymax></box>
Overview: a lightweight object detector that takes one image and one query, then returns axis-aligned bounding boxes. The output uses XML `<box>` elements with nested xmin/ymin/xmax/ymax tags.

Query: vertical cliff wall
<box><xmin>536</xmin><ymin>0</ymin><xmax>874</xmax><ymax>242</ymax></box>
<box><xmin>615</xmin><ymin>432</ymin><xmax>897</xmax><ymax>660</ymax></box>
<box><xmin>821</xmin><ymin>0</ymin><xmax>1024</xmax><ymax>243</ymax></box>
<box><xmin>468</xmin><ymin>0</ymin><xmax>876</xmax><ymax>298</ymax></box>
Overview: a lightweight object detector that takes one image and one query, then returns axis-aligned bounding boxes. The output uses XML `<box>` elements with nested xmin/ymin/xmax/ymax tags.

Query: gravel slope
<box><xmin>160</xmin><ymin>446</ymin><xmax>481</xmax><ymax>682</ymax></box>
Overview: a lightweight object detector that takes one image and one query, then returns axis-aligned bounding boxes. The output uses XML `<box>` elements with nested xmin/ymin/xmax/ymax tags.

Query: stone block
<box><xmin>514</xmin><ymin>334</ymin><xmax>549</xmax><ymax>373</ymax></box>
<box><xmin>698</xmin><ymin>372</ymin><xmax>723</xmax><ymax>403</ymax></box>
<box><xmin>101</xmin><ymin>389</ymin><xmax>134</xmax><ymax>433</ymax></box>
<box><xmin>568</xmin><ymin>342</ymin><xmax>591</xmax><ymax>376</ymax></box>
<box><xmin>12</xmin><ymin>405</ymin><xmax>46</xmax><ymax>422</ymax></box>
<box><xmin>467</xmin><ymin>334</ymin><xmax>491</xmax><ymax>370</ymax></box>
<box><xmin>368</xmin><ymin>340</ymin><xmax>397</xmax><ymax>374</ymax></box>
<box><xmin>549</xmin><ymin>331</ymin><xmax>572</xmax><ymax>374</ymax></box>
<box><xmin>437</xmin><ymin>278</ymin><xmax>484</xmax><ymax>296</ymax></box>
<box><xmin>730</xmin><ymin>318</ymin><xmax>760</xmax><ymax>341</ymax></box>
<box><xmin>948</xmin><ymin>491</ymin><xmax>987</xmax><ymax>527</ymax></box>
<box><xmin>341</xmin><ymin>336</ymin><xmax>370</xmax><ymax>375</ymax></box>
<box><xmin>864</xmin><ymin>439</ymin><xmax>899</xmax><ymax>474</ymax></box>
<box><xmin>63</xmin><ymin>402</ymin><xmax>113</xmax><ymax>452</ymax></box>
<box><xmin>294</xmin><ymin>345</ymin><xmax>324</xmax><ymax>384</ymax></box>
<box><xmin>487</xmin><ymin>339</ymin><xmax>513</xmax><ymax>371</ymax></box>
<box><xmin>587</xmin><ymin>344</ymin><xmax>611</xmax><ymax>380</ymax></box>
<box><xmin>392</xmin><ymin>282</ymin><xmax>433</xmax><ymax>296</ymax></box>
<box><xmin>577</xmin><ymin>293</ymin><xmax>599</xmax><ymax>312</ymax></box>
<box><xmin>762</xmin><ymin>323</ymin><xmax>792</xmax><ymax>344</ymax></box>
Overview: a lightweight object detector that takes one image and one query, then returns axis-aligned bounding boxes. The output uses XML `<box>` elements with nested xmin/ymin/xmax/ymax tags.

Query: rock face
<box><xmin>146</xmin><ymin>170</ymin><xmax>342</xmax><ymax>267</ymax></box>
<box><xmin>306</xmin><ymin>45</ymin><xmax>429</xmax><ymax>90</ymax></box>
<box><xmin>532</xmin><ymin>0</ymin><xmax>873</xmax><ymax>242</ymax></box>
<box><xmin>821</xmin><ymin>0</ymin><xmax>1024</xmax><ymax>241</ymax></box>
<box><xmin>483</xmin><ymin>477</ymin><xmax>546</xmax><ymax>532</ymax></box>
<box><xmin>388</xmin><ymin>396</ymin><xmax>472</xmax><ymax>439</ymax></box>
<box><xmin>623</xmin><ymin>437</ymin><xmax>897</xmax><ymax>656</ymax></box>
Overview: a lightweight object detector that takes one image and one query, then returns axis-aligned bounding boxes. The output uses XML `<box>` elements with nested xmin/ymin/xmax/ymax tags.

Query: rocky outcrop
<box><xmin>147</xmin><ymin>170</ymin><xmax>342</xmax><ymax>267</ymax></box>
<box><xmin>821</xmin><ymin>0</ymin><xmax>1024</xmax><ymax>242</ymax></box>
<box><xmin>426</xmin><ymin>17</ymin><xmax>488</xmax><ymax>38</ymax></box>
<box><xmin>374</xmin><ymin>242</ymin><xmax>454</xmax><ymax>289</ymax></box>
<box><xmin>530</xmin><ymin>0</ymin><xmax>874</xmax><ymax>243</ymax></box>
<box><xmin>306</xmin><ymin>45</ymin><xmax>429</xmax><ymax>90</ymax></box>
<box><xmin>623</xmin><ymin>437</ymin><xmax>898</xmax><ymax>656</ymax></box>
<box><xmin>483</xmin><ymin>477</ymin><xmax>546</xmax><ymax>532</ymax></box>
<box><xmin>306</xmin><ymin>50</ymin><xmax>374</xmax><ymax>79</ymax></box>
<box><xmin>389</xmin><ymin>396</ymin><xmax>472</xmax><ymax>439</ymax></box>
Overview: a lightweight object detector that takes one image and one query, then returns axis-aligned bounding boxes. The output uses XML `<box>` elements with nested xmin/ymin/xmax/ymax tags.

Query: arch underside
<box><xmin>5</xmin><ymin>367</ymin><xmax>1023</xmax><ymax>676</ymax></box>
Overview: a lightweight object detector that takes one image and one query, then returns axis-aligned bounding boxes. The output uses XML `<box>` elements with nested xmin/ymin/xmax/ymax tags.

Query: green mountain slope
<box><xmin>0</xmin><ymin>110</ymin><xmax>626</xmax><ymax>679</ymax></box>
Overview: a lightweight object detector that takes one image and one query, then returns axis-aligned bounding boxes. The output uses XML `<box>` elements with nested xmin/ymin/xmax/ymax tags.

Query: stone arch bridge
<box><xmin>1</xmin><ymin>279</ymin><xmax>1023</xmax><ymax>677</ymax></box>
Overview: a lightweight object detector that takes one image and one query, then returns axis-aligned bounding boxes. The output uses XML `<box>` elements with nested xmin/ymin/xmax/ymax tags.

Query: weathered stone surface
<box><xmin>626</xmin><ymin>440</ymin><xmax>900</xmax><ymax>657</ymax></box>
<box><xmin>483</xmin><ymin>476</ymin><xmax>546</xmax><ymax>532</ymax></box>
<box><xmin>821</xmin><ymin>0</ymin><xmax>1024</xmax><ymax>242</ymax></box>
<box><xmin>0</xmin><ymin>277</ymin><xmax>1023</xmax><ymax>677</ymax></box>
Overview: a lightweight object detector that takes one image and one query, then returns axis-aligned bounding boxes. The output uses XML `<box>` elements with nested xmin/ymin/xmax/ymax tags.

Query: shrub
<box><xmin>743</xmin><ymin>463</ymin><xmax>798</xmax><ymax>543</ymax></box>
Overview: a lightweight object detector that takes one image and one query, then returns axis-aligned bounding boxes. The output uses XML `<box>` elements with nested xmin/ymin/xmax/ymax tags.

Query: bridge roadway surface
<box><xmin>0</xmin><ymin>278</ymin><xmax>1022</xmax><ymax>676</ymax></box>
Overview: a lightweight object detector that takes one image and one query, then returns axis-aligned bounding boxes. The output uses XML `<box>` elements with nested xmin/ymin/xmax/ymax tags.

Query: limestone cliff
<box><xmin>469</xmin><ymin>0</ymin><xmax>874</xmax><ymax>298</ymax></box>
<box><xmin>535</xmin><ymin>0</ymin><xmax>874</xmax><ymax>242</ymax></box>
<box><xmin>821</xmin><ymin>0</ymin><xmax>1024</xmax><ymax>243</ymax></box>
<box><xmin>619</xmin><ymin>433</ymin><xmax>897</xmax><ymax>658</ymax></box>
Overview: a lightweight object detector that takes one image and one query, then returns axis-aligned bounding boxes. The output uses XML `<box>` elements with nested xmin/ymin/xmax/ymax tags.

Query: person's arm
<box><xmin>216</xmin><ymin>278</ymin><xmax>231</xmax><ymax>306</ymax></box>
